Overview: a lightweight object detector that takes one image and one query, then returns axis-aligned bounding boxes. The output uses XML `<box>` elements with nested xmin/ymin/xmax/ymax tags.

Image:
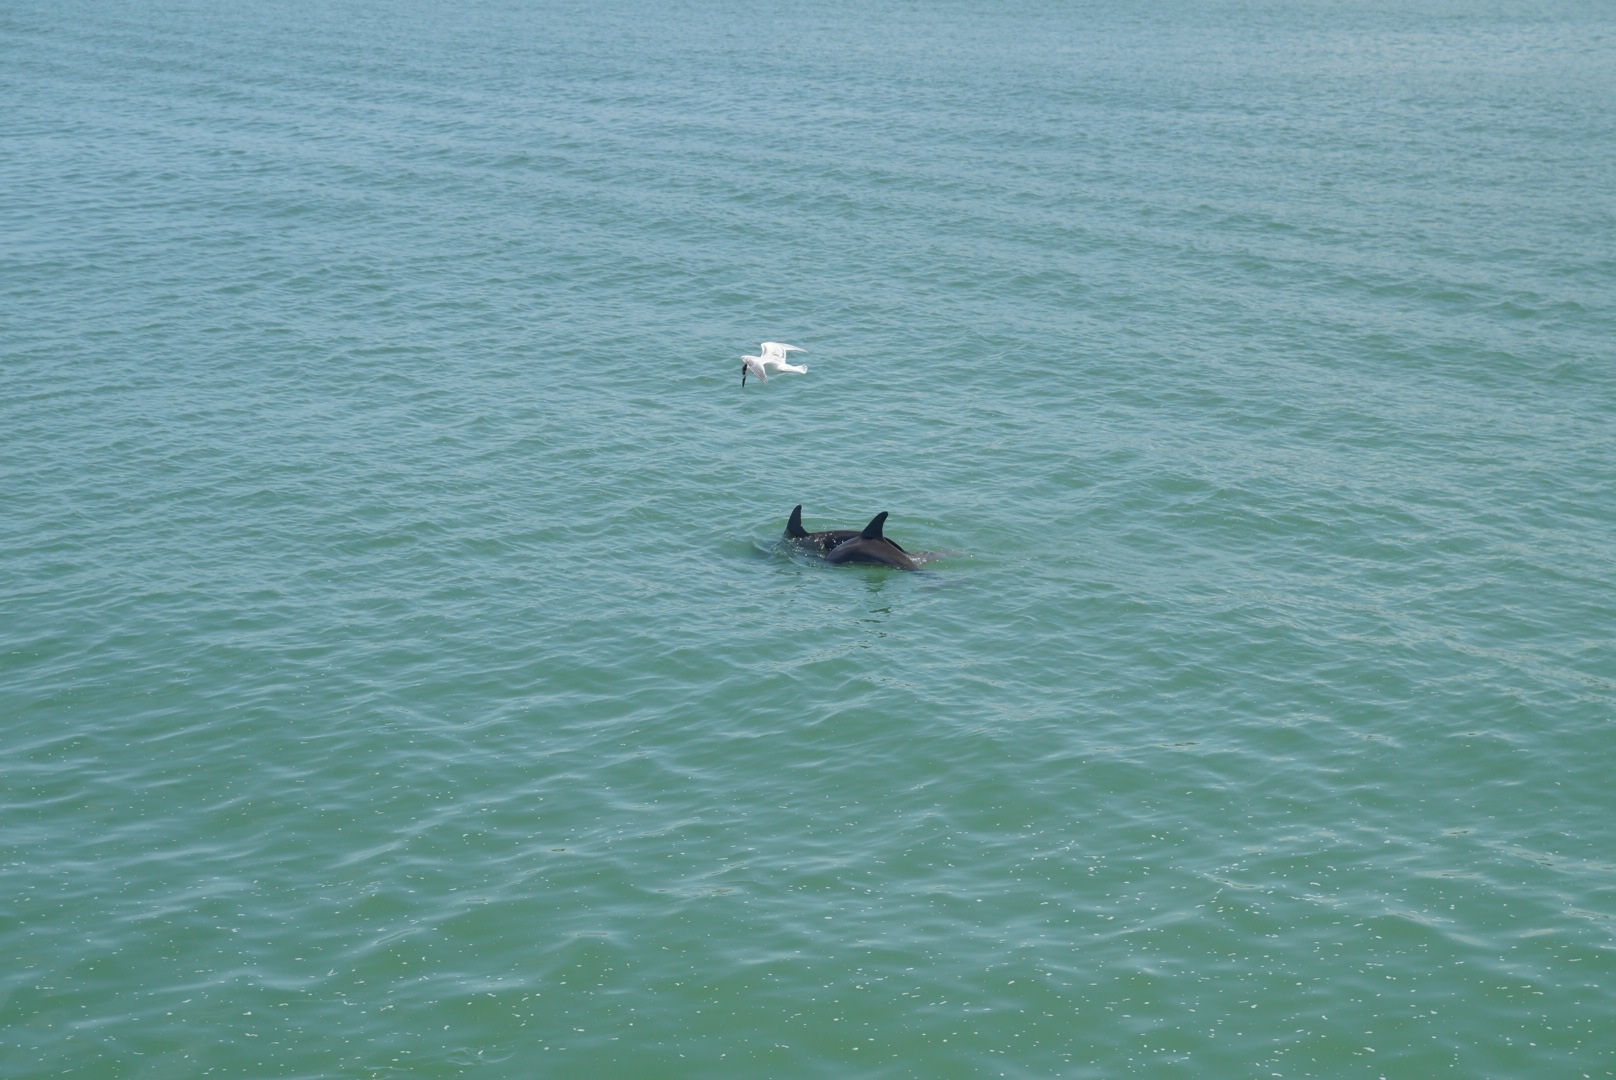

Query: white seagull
<box><xmin>741</xmin><ymin>342</ymin><xmax>808</xmax><ymax>386</ymax></box>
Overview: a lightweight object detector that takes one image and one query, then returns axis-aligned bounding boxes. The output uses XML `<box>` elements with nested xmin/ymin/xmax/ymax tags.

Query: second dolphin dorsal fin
<box><xmin>860</xmin><ymin>512</ymin><xmax>889</xmax><ymax>540</ymax></box>
<box><xmin>786</xmin><ymin>505</ymin><xmax>807</xmax><ymax>538</ymax></box>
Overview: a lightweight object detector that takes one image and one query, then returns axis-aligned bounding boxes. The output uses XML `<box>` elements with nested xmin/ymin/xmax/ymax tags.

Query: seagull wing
<box><xmin>760</xmin><ymin>342</ymin><xmax>805</xmax><ymax>361</ymax></box>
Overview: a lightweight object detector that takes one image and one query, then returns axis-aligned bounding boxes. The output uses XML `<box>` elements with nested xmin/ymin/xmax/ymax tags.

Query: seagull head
<box><xmin>741</xmin><ymin>355</ymin><xmax>767</xmax><ymax>386</ymax></box>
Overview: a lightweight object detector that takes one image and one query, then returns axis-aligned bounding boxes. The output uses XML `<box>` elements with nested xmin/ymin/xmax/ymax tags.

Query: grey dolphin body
<box><xmin>784</xmin><ymin>504</ymin><xmax>861</xmax><ymax>555</ymax></box>
<box><xmin>823</xmin><ymin>512</ymin><xmax>920</xmax><ymax>570</ymax></box>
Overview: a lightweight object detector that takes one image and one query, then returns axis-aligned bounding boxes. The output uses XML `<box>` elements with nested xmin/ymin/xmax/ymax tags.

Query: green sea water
<box><xmin>3</xmin><ymin>0</ymin><xmax>1614</xmax><ymax>1076</ymax></box>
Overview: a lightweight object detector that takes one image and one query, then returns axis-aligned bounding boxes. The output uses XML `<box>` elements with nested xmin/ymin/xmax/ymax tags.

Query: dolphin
<box><xmin>784</xmin><ymin>504</ymin><xmax>861</xmax><ymax>554</ymax></box>
<box><xmin>823</xmin><ymin>512</ymin><xmax>920</xmax><ymax>570</ymax></box>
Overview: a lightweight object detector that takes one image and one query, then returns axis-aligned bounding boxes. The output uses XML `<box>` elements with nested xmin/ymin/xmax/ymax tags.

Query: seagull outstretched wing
<box><xmin>759</xmin><ymin>342</ymin><xmax>805</xmax><ymax>362</ymax></box>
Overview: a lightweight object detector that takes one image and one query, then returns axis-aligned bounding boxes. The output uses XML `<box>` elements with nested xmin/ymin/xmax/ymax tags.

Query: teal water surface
<box><xmin>4</xmin><ymin>0</ymin><xmax>1615</xmax><ymax>1076</ymax></box>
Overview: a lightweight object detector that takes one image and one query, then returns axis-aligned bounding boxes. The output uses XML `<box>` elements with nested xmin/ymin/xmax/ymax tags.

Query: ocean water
<box><xmin>3</xmin><ymin>0</ymin><xmax>1614</xmax><ymax>1075</ymax></box>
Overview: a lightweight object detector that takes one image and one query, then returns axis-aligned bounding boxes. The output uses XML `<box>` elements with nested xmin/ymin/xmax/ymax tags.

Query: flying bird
<box><xmin>742</xmin><ymin>342</ymin><xmax>808</xmax><ymax>386</ymax></box>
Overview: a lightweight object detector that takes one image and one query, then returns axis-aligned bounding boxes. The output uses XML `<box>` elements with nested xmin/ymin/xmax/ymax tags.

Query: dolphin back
<box><xmin>825</xmin><ymin>511</ymin><xmax>919</xmax><ymax>570</ymax></box>
<box><xmin>785</xmin><ymin>505</ymin><xmax>864</xmax><ymax>553</ymax></box>
<box><xmin>857</xmin><ymin>511</ymin><xmax>908</xmax><ymax>553</ymax></box>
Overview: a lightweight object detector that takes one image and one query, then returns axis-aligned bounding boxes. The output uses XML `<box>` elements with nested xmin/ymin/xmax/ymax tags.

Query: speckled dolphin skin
<box><xmin>783</xmin><ymin>504</ymin><xmax>862</xmax><ymax>554</ymax></box>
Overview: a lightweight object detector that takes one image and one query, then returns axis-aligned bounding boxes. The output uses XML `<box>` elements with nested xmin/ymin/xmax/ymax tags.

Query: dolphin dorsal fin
<box><xmin>860</xmin><ymin>512</ymin><xmax>889</xmax><ymax>540</ymax></box>
<box><xmin>786</xmin><ymin>505</ymin><xmax>807</xmax><ymax>538</ymax></box>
